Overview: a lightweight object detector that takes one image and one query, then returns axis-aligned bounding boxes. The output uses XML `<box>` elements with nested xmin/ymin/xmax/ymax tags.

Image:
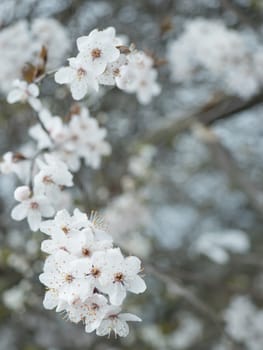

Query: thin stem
<box><xmin>34</xmin><ymin>68</ymin><xmax>58</xmax><ymax>84</ymax></box>
<box><xmin>28</xmin><ymin>148</ymin><xmax>49</xmax><ymax>190</ymax></box>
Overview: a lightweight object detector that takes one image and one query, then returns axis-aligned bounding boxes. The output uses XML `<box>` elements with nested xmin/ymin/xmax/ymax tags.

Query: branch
<box><xmin>145</xmin><ymin>264</ymin><xmax>245</xmax><ymax>349</ymax></box>
<box><xmin>143</xmin><ymin>92</ymin><xmax>263</xmax><ymax>144</ymax></box>
<box><xmin>140</xmin><ymin>93</ymin><xmax>263</xmax><ymax>217</ymax></box>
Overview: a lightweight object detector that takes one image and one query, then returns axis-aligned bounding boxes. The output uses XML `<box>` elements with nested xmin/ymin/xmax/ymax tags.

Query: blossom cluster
<box><xmin>29</xmin><ymin>105</ymin><xmax>111</xmax><ymax>171</ymax></box>
<box><xmin>0</xmin><ymin>25</ymin><xmax>150</xmax><ymax>337</ymax></box>
<box><xmin>55</xmin><ymin>27</ymin><xmax>161</xmax><ymax>104</ymax></box>
<box><xmin>167</xmin><ymin>18</ymin><xmax>263</xmax><ymax>99</ymax></box>
<box><xmin>2</xmin><ymin>90</ymin><xmax>111</xmax><ymax>230</ymax></box>
<box><xmin>224</xmin><ymin>296</ymin><xmax>263</xmax><ymax>350</ymax></box>
<box><xmin>39</xmin><ymin>209</ymin><xmax>145</xmax><ymax>336</ymax></box>
<box><xmin>0</xmin><ymin>18</ymin><xmax>69</xmax><ymax>92</ymax></box>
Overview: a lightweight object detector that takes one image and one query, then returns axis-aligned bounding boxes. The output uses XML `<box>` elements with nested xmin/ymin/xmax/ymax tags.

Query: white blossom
<box><xmin>7</xmin><ymin>79</ymin><xmax>41</xmax><ymax>111</ymax></box>
<box><xmin>39</xmin><ymin>250</ymin><xmax>93</xmax><ymax>304</ymax></box>
<box><xmin>77</xmin><ymin>27</ymin><xmax>120</xmax><ymax>75</ymax></box>
<box><xmin>116</xmin><ymin>51</ymin><xmax>161</xmax><ymax>104</ymax></box>
<box><xmin>34</xmin><ymin>154</ymin><xmax>73</xmax><ymax>198</ymax></box>
<box><xmin>55</xmin><ymin>56</ymin><xmax>99</xmax><ymax>100</ymax></box>
<box><xmin>65</xmin><ymin>294</ymin><xmax>109</xmax><ymax>333</ymax></box>
<box><xmin>11</xmin><ymin>186</ymin><xmax>55</xmax><ymax>231</ymax></box>
<box><xmin>224</xmin><ymin>296</ymin><xmax>263</xmax><ymax>349</ymax></box>
<box><xmin>167</xmin><ymin>18</ymin><xmax>263</xmax><ymax>99</ymax></box>
<box><xmin>193</xmin><ymin>229</ymin><xmax>250</xmax><ymax>264</ymax></box>
<box><xmin>0</xmin><ymin>151</ymin><xmax>30</xmax><ymax>182</ymax></box>
<box><xmin>0</xmin><ymin>19</ymin><xmax>69</xmax><ymax>92</ymax></box>
<box><xmin>99</xmin><ymin>248</ymin><xmax>146</xmax><ymax>305</ymax></box>
<box><xmin>96</xmin><ymin>306</ymin><xmax>141</xmax><ymax>337</ymax></box>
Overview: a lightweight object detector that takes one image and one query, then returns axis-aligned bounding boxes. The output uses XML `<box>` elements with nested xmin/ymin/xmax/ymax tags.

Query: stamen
<box><xmin>91</xmin><ymin>48</ymin><xmax>102</xmax><ymax>59</ymax></box>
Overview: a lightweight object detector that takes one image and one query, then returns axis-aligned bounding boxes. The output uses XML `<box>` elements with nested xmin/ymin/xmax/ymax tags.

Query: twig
<box><xmin>34</xmin><ymin>68</ymin><xmax>58</xmax><ymax>84</ymax></box>
<box><xmin>34</xmin><ymin>111</ymin><xmax>54</xmax><ymax>144</ymax></box>
<box><xmin>28</xmin><ymin>148</ymin><xmax>49</xmax><ymax>189</ymax></box>
<box><xmin>145</xmin><ymin>264</ymin><xmax>245</xmax><ymax>349</ymax></box>
<box><xmin>146</xmin><ymin>264</ymin><xmax>220</xmax><ymax>323</ymax></box>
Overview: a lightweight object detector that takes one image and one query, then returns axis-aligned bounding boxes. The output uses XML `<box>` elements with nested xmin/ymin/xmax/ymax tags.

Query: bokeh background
<box><xmin>1</xmin><ymin>0</ymin><xmax>263</xmax><ymax>349</ymax></box>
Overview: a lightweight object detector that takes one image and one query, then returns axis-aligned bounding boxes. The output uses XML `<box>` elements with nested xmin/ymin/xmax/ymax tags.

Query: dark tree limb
<box><xmin>143</xmin><ymin>92</ymin><xmax>263</xmax><ymax>145</ymax></box>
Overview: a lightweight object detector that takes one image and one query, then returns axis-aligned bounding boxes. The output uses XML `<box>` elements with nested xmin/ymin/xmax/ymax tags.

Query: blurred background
<box><xmin>1</xmin><ymin>0</ymin><xmax>263</xmax><ymax>349</ymax></box>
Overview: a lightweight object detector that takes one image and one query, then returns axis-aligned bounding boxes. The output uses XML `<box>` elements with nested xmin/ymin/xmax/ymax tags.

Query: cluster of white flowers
<box><xmin>9</xmin><ymin>151</ymin><xmax>74</xmax><ymax>231</ymax></box>
<box><xmin>0</xmin><ymin>18</ymin><xmax>69</xmax><ymax>92</ymax></box>
<box><xmin>29</xmin><ymin>105</ymin><xmax>111</xmax><ymax>171</ymax></box>
<box><xmin>39</xmin><ymin>209</ymin><xmax>145</xmax><ymax>336</ymax></box>
<box><xmin>1</xmin><ymin>89</ymin><xmax>111</xmax><ymax>230</ymax></box>
<box><xmin>55</xmin><ymin>27</ymin><xmax>161</xmax><ymax>104</ymax></box>
<box><xmin>0</xmin><ymin>25</ymin><xmax>150</xmax><ymax>337</ymax></box>
<box><xmin>167</xmin><ymin>18</ymin><xmax>263</xmax><ymax>99</ymax></box>
<box><xmin>224</xmin><ymin>296</ymin><xmax>263</xmax><ymax>350</ymax></box>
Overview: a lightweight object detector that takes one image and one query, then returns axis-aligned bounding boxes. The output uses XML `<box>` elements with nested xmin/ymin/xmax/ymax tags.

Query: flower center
<box><xmin>82</xmin><ymin>247</ymin><xmax>91</xmax><ymax>256</ymax></box>
<box><xmin>77</xmin><ymin>68</ymin><xmax>86</xmax><ymax>80</ymax></box>
<box><xmin>43</xmin><ymin>175</ymin><xmax>54</xmax><ymax>184</ymax></box>
<box><xmin>30</xmin><ymin>202</ymin><xmax>39</xmax><ymax>209</ymax></box>
<box><xmin>90</xmin><ymin>303</ymin><xmax>99</xmax><ymax>311</ymax></box>
<box><xmin>65</xmin><ymin>274</ymin><xmax>74</xmax><ymax>283</ymax></box>
<box><xmin>91</xmin><ymin>48</ymin><xmax>102</xmax><ymax>59</ymax></box>
<box><xmin>114</xmin><ymin>272</ymin><xmax>124</xmax><ymax>283</ymax></box>
<box><xmin>113</xmin><ymin>68</ymin><xmax>120</xmax><ymax>76</ymax></box>
<box><xmin>71</xmin><ymin>134</ymin><xmax>79</xmax><ymax>141</ymax></box>
<box><xmin>61</xmin><ymin>226</ymin><xmax>70</xmax><ymax>234</ymax></box>
<box><xmin>12</xmin><ymin>153</ymin><xmax>26</xmax><ymax>162</ymax></box>
<box><xmin>91</xmin><ymin>267</ymin><xmax>101</xmax><ymax>277</ymax></box>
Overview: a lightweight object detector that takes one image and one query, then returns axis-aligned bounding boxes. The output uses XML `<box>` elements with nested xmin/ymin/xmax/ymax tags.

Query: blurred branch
<box><xmin>146</xmin><ymin>264</ymin><xmax>220</xmax><ymax>324</ymax></box>
<box><xmin>146</xmin><ymin>264</ymin><xmax>245</xmax><ymax>350</ymax></box>
<box><xmin>143</xmin><ymin>92</ymin><xmax>263</xmax><ymax>144</ymax></box>
<box><xmin>141</xmin><ymin>93</ymin><xmax>263</xmax><ymax>217</ymax></box>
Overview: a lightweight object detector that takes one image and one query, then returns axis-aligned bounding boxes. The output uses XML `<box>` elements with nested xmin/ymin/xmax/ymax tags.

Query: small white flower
<box><xmin>136</xmin><ymin>69</ymin><xmax>161</xmax><ymax>105</ymax></box>
<box><xmin>39</xmin><ymin>250</ymin><xmax>93</xmax><ymax>303</ymax></box>
<box><xmin>7</xmin><ymin>79</ymin><xmax>42</xmax><ymax>111</ymax></box>
<box><xmin>65</xmin><ymin>294</ymin><xmax>109</xmax><ymax>333</ymax></box>
<box><xmin>55</xmin><ymin>56</ymin><xmax>99</xmax><ymax>100</ymax></box>
<box><xmin>11</xmin><ymin>186</ymin><xmax>55</xmax><ymax>231</ymax></box>
<box><xmin>34</xmin><ymin>154</ymin><xmax>73</xmax><ymax>198</ymax></box>
<box><xmin>99</xmin><ymin>248</ymin><xmax>146</xmax><ymax>305</ymax></box>
<box><xmin>96</xmin><ymin>306</ymin><xmax>141</xmax><ymax>337</ymax></box>
<box><xmin>40</xmin><ymin>208</ymin><xmax>88</xmax><ymax>237</ymax></box>
<box><xmin>116</xmin><ymin>51</ymin><xmax>161</xmax><ymax>104</ymax></box>
<box><xmin>61</xmin><ymin>108</ymin><xmax>111</xmax><ymax>169</ymax></box>
<box><xmin>77</xmin><ymin>27</ymin><xmax>120</xmax><ymax>75</ymax></box>
<box><xmin>193</xmin><ymin>230</ymin><xmax>250</xmax><ymax>264</ymax></box>
<box><xmin>41</xmin><ymin>226</ymin><xmax>112</xmax><ymax>258</ymax></box>
<box><xmin>68</xmin><ymin>251</ymin><xmax>110</xmax><ymax>292</ymax></box>
<box><xmin>98</xmin><ymin>54</ymin><xmax>127</xmax><ymax>86</ymax></box>
<box><xmin>0</xmin><ymin>151</ymin><xmax>29</xmax><ymax>182</ymax></box>
<box><xmin>29</xmin><ymin>109</ymin><xmax>67</xmax><ymax>150</ymax></box>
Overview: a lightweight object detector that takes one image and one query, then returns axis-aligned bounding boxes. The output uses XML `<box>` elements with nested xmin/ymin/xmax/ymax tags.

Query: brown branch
<box><xmin>140</xmin><ymin>93</ymin><xmax>263</xmax><ymax>217</ymax></box>
<box><xmin>143</xmin><ymin>92</ymin><xmax>263</xmax><ymax>145</ymax></box>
